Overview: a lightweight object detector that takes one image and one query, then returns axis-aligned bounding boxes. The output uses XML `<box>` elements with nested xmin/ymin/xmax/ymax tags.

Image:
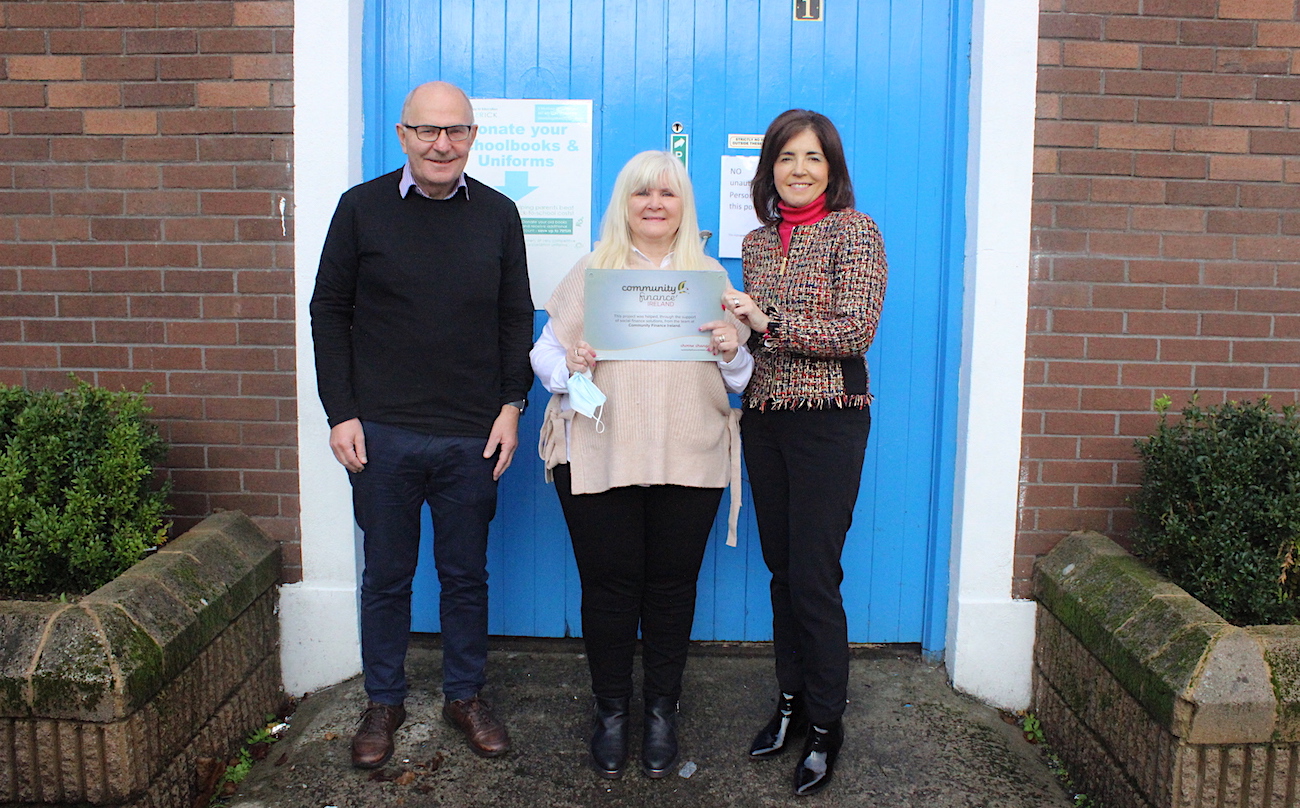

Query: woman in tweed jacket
<box><xmin>727</xmin><ymin>109</ymin><xmax>888</xmax><ymax>797</ymax></box>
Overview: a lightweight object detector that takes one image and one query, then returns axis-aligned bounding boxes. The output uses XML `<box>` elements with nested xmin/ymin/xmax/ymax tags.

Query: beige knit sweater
<box><xmin>541</xmin><ymin>252</ymin><xmax>746</xmax><ymax>542</ymax></box>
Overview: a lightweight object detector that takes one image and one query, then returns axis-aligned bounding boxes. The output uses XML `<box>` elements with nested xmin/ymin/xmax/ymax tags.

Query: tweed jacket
<box><xmin>740</xmin><ymin>208</ymin><xmax>888</xmax><ymax>410</ymax></box>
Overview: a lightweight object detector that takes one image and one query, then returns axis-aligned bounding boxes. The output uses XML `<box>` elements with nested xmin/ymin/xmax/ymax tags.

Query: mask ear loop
<box><xmin>591</xmin><ymin>403</ymin><xmax>605</xmax><ymax>434</ymax></box>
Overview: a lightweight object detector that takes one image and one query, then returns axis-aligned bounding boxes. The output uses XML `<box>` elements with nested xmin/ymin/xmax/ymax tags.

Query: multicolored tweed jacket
<box><xmin>740</xmin><ymin>208</ymin><xmax>888</xmax><ymax>410</ymax></box>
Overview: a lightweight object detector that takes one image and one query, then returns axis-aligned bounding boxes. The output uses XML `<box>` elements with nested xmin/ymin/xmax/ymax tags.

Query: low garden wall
<box><xmin>0</xmin><ymin>511</ymin><xmax>282</xmax><ymax>808</ymax></box>
<box><xmin>1034</xmin><ymin>530</ymin><xmax>1300</xmax><ymax>808</ymax></box>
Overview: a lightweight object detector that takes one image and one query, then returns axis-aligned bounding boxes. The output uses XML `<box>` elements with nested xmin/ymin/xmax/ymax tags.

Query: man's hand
<box><xmin>484</xmin><ymin>405</ymin><xmax>521</xmax><ymax>480</ymax></box>
<box><xmin>329</xmin><ymin>418</ymin><xmax>368</xmax><ymax>472</ymax></box>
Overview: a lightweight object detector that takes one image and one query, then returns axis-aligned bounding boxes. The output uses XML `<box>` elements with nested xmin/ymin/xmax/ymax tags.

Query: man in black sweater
<box><xmin>310</xmin><ymin>81</ymin><xmax>533</xmax><ymax>768</ymax></box>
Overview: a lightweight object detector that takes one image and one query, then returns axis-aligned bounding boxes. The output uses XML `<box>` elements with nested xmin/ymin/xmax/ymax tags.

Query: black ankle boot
<box><xmin>793</xmin><ymin>720</ymin><xmax>843</xmax><ymax>796</ymax></box>
<box><xmin>749</xmin><ymin>691</ymin><xmax>807</xmax><ymax>759</ymax></box>
<box><xmin>591</xmin><ymin>696</ymin><xmax>630</xmax><ymax>779</ymax></box>
<box><xmin>641</xmin><ymin>695</ymin><xmax>678</xmax><ymax>778</ymax></box>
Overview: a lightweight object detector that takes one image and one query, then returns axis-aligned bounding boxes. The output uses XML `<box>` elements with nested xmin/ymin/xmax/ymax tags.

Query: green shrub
<box><xmin>1132</xmin><ymin>396</ymin><xmax>1300</xmax><ymax>626</ymax></box>
<box><xmin>0</xmin><ymin>381</ymin><xmax>170</xmax><ymax>597</ymax></box>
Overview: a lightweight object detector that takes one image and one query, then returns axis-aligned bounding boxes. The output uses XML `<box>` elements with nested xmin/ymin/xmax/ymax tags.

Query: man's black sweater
<box><xmin>310</xmin><ymin>170</ymin><xmax>534</xmax><ymax>437</ymax></box>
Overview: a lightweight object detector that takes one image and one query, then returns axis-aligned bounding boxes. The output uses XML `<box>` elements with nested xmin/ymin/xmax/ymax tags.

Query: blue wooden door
<box><xmin>362</xmin><ymin>0</ymin><xmax>969</xmax><ymax>652</ymax></box>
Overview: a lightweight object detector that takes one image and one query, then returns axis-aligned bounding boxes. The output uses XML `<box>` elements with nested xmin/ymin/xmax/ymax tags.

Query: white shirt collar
<box><xmin>399</xmin><ymin>163</ymin><xmax>469</xmax><ymax>200</ymax></box>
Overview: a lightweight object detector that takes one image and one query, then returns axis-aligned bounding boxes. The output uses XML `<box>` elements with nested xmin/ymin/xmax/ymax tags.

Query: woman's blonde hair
<box><xmin>590</xmin><ymin>151</ymin><xmax>708</xmax><ymax>273</ymax></box>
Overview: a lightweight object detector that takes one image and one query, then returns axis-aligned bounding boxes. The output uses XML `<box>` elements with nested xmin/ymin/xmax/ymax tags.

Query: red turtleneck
<box><xmin>776</xmin><ymin>193</ymin><xmax>829</xmax><ymax>253</ymax></box>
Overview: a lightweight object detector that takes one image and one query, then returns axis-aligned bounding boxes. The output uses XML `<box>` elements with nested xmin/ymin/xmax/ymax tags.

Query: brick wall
<box><xmin>1022</xmin><ymin>0</ymin><xmax>1300</xmax><ymax>596</ymax></box>
<box><xmin>0</xmin><ymin>2</ymin><xmax>300</xmax><ymax>579</ymax></box>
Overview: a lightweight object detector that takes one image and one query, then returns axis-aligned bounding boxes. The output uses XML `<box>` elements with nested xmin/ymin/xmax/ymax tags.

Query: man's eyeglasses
<box><xmin>401</xmin><ymin>124</ymin><xmax>473</xmax><ymax>143</ymax></box>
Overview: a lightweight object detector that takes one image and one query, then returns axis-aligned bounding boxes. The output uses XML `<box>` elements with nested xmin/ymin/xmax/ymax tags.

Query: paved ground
<box><xmin>228</xmin><ymin>637</ymin><xmax>1073</xmax><ymax>808</ymax></box>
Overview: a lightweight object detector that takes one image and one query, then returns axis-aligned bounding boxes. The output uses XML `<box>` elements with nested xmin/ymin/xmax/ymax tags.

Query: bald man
<box><xmin>311</xmin><ymin>81</ymin><xmax>533</xmax><ymax>767</ymax></box>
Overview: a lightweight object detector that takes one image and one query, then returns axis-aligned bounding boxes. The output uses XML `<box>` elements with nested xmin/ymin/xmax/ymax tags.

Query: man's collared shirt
<box><xmin>399</xmin><ymin>163</ymin><xmax>469</xmax><ymax>200</ymax></box>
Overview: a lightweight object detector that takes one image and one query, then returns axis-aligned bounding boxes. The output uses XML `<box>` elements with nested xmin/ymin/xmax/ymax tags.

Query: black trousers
<box><xmin>741</xmin><ymin>405</ymin><xmax>871</xmax><ymax>726</ymax></box>
<box><xmin>554</xmin><ymin>464</ymin><xmax>723</xmax><ymax>700</ymax></box>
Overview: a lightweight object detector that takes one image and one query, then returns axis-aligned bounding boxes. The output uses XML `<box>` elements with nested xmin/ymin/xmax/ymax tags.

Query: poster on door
<box><xmin>718</xmin><ymin>155</ymin><xmax>762</xmax><ymax>259</ymax></box>
<box><xmin>471</xmin><ymin>98</ymin><xmax>593</xmax><ymax>307</ymax></box>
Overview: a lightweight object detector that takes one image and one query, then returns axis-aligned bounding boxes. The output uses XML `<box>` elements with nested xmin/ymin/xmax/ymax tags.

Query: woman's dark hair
<box><xmin>749</xmin><ymin>109</ymin><xmax>854</xmax><ymax>225</ymax></box>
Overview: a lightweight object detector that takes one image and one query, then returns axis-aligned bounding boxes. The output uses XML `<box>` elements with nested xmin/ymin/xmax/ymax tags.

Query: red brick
<box><xmin>60</xmin><ymin>344</ymin><xmax>130</xmax><ymax>367</ymax></box>
<box><xmin>1034</xmin><ymin>230</ymin><xmax>1089</xmax><ymax>253</ymax></box>
<box><xmin>1038</xmin><ymin>121</ymin><xmax>1098</xmax><ymax>147</ymax></box>
<box><xmin>234</xmin><ymin>109</ymin><xmax>292</xmax><ymax>133</ymax></box>
<box><xmin>1165</xmin><ymin>181</ymin><xmax>1237</xmax><ymax>206</ymax></box>
<box><xmin>1258</xmin><ymin>78</ymin><xmax>1300</xmax><ymax>102</ymax></box>
<box><xmin>1090</xmin><ymin>233</ymin><xmax>1162</xmax><ymax>257</ymax></box>
<box><xmin>1090</xmin><ymin>177</ymin><xmax>1164</xmax><ymax>203</ymax></box>
<box><xmin>1202</xmin><ymin>262</ymin><xmax>1275</xmax><ymax>287</ymax></box>
<box><xmin>201</xmin><ymin>191</ymin><xmax>275</xmax><ymax>215</ymax></box>
<box><xmin>234</xmin><ymin>2</ymin><xmax>293</xmax><ymax>27</ymax></box>
<box><xmin>58</xmin><ymin>294</ymin><xmax>129</xmax><ymax>318</ymax></box>
<box><xmin>1179</xmin><ymin>20</ymin><xmax>1256</xmax><ymax>47</ymax></box>
<box><xmin>1194</xmin><ymin>365</ymin><xmax>1267</xmax><ymax>388</ymax></box>
<box><xmin>1258</xmin><ymin>22</ymin><xmax>1300</xmax><ymax>47</ymax></box>
<box><xmin>200</xmin><ymin>244</ymin><xmax>273</xmax><ymax>269</ymax></box>
<box><xmin>1079</xmin><ymin>386</ymin><xmax>1155</xmax><ymax>411</ymax></box>
<box><xmin>124</xmin><ymin>137</ymin><xmax>199</xmax><ymax>162</ymax></box>
<box><xmin>123</xmin><ymin>82</ymin><xmax>197</xmax><ymax>107</ymax></box>
<box><xmin>1061</xmin><ymin>95</ymin><xmax>1136</xmax><ymax>121</ymax></box>
<box><xmin>1217</xmin><ymin>49</ymin><xmax>1291</xmax><ymax>75</ymax></box>
<box><xmin>88</xmin><ymin>164</ymin><xmax>160</xmax><ymax>189</ymax></box>
<box><xmin>126</xmin><ymin>30</ymin><xmax>198</xmax><ymax>55</ymax></box>
<box><xmin>163</xmin><ymin>269</ymin><xmax>235</xmax><ymax>293</ymax></box>
<box><xmin>10</xmin><ymin>111</ymin><xmax>83</xmax><ymax>135</ymax></box>
<box><xmin>132</xmin><ymin>346</ymin><xmax>202</xmax><ymax>370</ymax></box>
<box><xmin>1240</xmin><ymin>288</ymin><xmax>1300</xmax><ymax>311</ymax></box>
<box><xmin>161</xmin><ymin>164</ymin><xmax>235</xmax><ymax>189</ymax></box>
<box><xmin>197</xmin><ymin>81</ymin><xmax>272</xmax><ymax>108</ymax></box>
<box><xmin>1251</xmin><ymin>131</ymin><xmax>1300</xmax><ymax>155</ymax></box>
<box><xmin>166</xmin><ymin>321</ymin><xmax>237</xmax><ymax>345</ymax></box>
<box><xmin>199</xmin><ymin>29</ymin><xmax>275</xmax><ymax>53</ymax></box>
<box><xmin>6</xmin><ymin>3</ymin><xmax>80</xmax><ymax>27</ymax></box>
<box><xmin>1103</xmin><ymin>71</ymin><xmax>1178</xmax><ymax>98</ymax></box>
<box><xmin>56</xmin><ymin>244</ymin><xmax>126</xmax><ymax>268</ymax></box>
<box><xmin>158</xmin><ymin>110</ymin><xmax>236</xmax><ymax>135</ymax></box>
<box><xmin>51</xmin><ymin>191</ymin><xmax>122</xmax><ymax>216</ymax></box>
<box><xmin>16</xmin><ymin>216</ymin><xmax>88</xmax><ymax>241</ymax></box>
<box><xmin>13</xmin><ymin>165</ymin><xmax>86</xmax><ymax>189</ymax></box>
<box><xmin>1097</xmin><ymin>123</ymin><xmax>1171</xmax><ymax>150</ymax></box>
<box><xmin>0</xmin><ymin>244</ymin><xmax>54</xmax><ymax>268</ymax></box>
<box><xmin>0</xmin><ymin>293</ymin><xmax>56</xmax><ymax>318</ymax></box>
<box><xmin>1085</xmin><ymin>336</ymin><xmax>1157</xmax><ymax>360</ymax></box>
<box><xmin>158</xmin><ymin>56</ymin><xmax>233</xmax><ymax>81</ymax></box>
<box><xmin>0</xmin><ymin>30</ymin><xmax>48</xmax><ymax>54</ymax></box>
<box><xmin>1233</xmin><ymin>340</ymin><xmax>1299</xmax><ymax>363</ymax></box>
<box><xmin>1119</xmin><ymin>362</ymin><xmax>1194</xmax><ymax>387</ymax></box>
<box><xmin>200</xmin><ymin>294</ymin><xmax>275</xmax><ymax>319</ymax></box>
<box><xmin>235</xmin><ymin>268</ymin><xmax>292</xmax><ymax>294</ymax></box>
<box><xmin>206</xmin><ymin>396</ymin><xmax>278</xmax><ymax>420</ymax></box>
<box><xmin>85</xmin><ymin>110</ymin><xmax>158</xmax><ymax>136</ymax></box>
<box><xmin>1174</xmin><ymin>127</ymin><xmax>1249</xmax><ymax>154</ymax></box>
<box><xmin>1132</xmin><ymin>206</ymin><xmax>1205</xmax><ymax>232</ymax></box>
<box><xmin>1182</xmin><ymin>75</ymin><xmax>1257</xmax><ymax>101</ymax></box>
<box><xmin>1162</xmin><ymin>234</ymin><xmax>1235</xmax><ymax>259</ymax></box>
<box><xmin>128</xmin><ymin>243</ymin><xmax>199</xmax><ymax>267</ymax></box>
<box><xmin>237</xmin><ymin>218</ymin><xmax>290</xmax><ymax>241</ymax></box>
<box><xmin>90</xmin><ymin>269</ymin><xmax>162</xmax><ymax>292</ymax></box>
<box><xmin>0</xmin><ymin>84</ymin><xmax>45</xmax><ymax>107</ymax></box>
<box><xmin>1159</xmin><ymin>339</ymin><xmax>1231</xmax><ymax>362</ymax></box>
<box><xmin>1141</xmin><ymin>46</ymin><xmax>1215</xmax><ymax>73</ymax></box>
<box><xmin>1125</xmin><ymin>311</ymin><xmax>1199</xmax><ymax>335</ymax></box>
<box><xmin>1038</xmin><ymin>67</ymin><xmax>1102</xmax><ymax>94</ymax></box>
<box><xmin>1054</xmin><ymin>308</ymin><xmax>1124</xmax><ymax>333</ymax></box>
<box><xmin>1207</xmin><ymin>210</ymin><xmax>1280</xmax><ymax>234</ymax></box>
<box><xmin>1239</xmin><ymin>236</ymin><xmax>1300</xmax><ymax>261</ymax></box>
<box><xmin>125</xmin><ymin>190</ymin><xmax>199</xmax><ymax>215</ymax></box>
<box><xmin>0</xmin><ymin>191</ymin><xmax>52</xmax><ymax>215</ymax></box>
<box><xmin>1104</xmin><ymin>16</ymin><xmax>1178</xmax><ymax>43</ymax></box>
<box><xmin>1165</xmin><ymin>286</ymin><xmax>1235</xmax><ymax>311</ymax></box>
<box><xmin>241</xmin><ymin>372</ymin><xmax>294</xmax><ymax>396</ymax></box>
<box><xmin>167</xmin><ymin>371</ymin><xmax>241</xmax><ymax>396</ymax></box>
<box><xmin>157</xmin><ymin>2</ymin><xmax>235</xmax><ymax>27</ymax></box>
<box><xmin>49</xmin><ymin>30</ymin><xmax>125</xmax><ymax>55</ymax></box>
<box><xmin>1064</xmin><ymin>41</ymin><xmax>1139</xmax><ymax>69</ymax></box>
<box><xmin>1057</xmin><ymin>149</ymin><xmax>1133</xmax><ymax>175</ymax></box>
<box><xmin>1093</xmin><ymin>283</ymin><xmax>1164</xmax><ymax>309</ymax></box>
<box><xmin>3</xmin><ymin>138</ymin><xmax>51</xmax><ymax>161</ymax></box>
<box><xmin>83</xmin><ymin>3</ymin><xmax>158</xmax><ymax>28</ymax></box>
<box><xmin>270</xmin><ymin>81</ymin><xmax>292</xmax><ymax>107</ymax></box>
<box><xmin>90</xmin><ymin>218</ymin><xmax>163</xmax><ymax>242</ymax></box>
<box><xmin>83</xmin><ymin>56</ymin><xmax>158</xmax><ymax>81</ymax></box>
<box><xmin>1051</xmin><ymin>256</ymin><xmax>1126</xmax><ymax>282</ymax></box>
<box><xmin>1209</xmin><ymin>155</ymin><xmax>1284</xmax><ymax>181</ymax></box>
<box><xmin>1134</xmin><ymin>153</ymin><xmax>1208</xmax><ymax>178</ymax></box>
<box><xmin>1213</xmin><ymin>101</ymin><xmax>1288</xmax><ymax>128</ymax></box>
<box><xmin>47</xmin><ymin>84</ymin><xmax>121</xmax><ymax>109</ymax></box>
<box><xmin>94</xmin><ymin>319</ymin><xmax>167</xmax><ymax>344</ymax></box>
<box><xmin>232</xmin><ymin>55</ymin><xmax>292</xmax><ymax>80</ymax></box>
<box><xmin>1137</xmin><ymin>99</ymin><xmax>1210</xmax><ymax>126</ymax></box>
<box><xmin>1218</xmin><ymin>0</ymin><xmax>1296</xmax><ymax>19</ymax></box>
<box><xmin>164</xmin><ymin>218</ymin><xmax>236</xmax><ymax>242</ymax></box>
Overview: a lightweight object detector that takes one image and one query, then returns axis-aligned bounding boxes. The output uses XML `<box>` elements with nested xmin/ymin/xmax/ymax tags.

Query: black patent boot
<box><xmin>793</xmin><ymin>720</ymin><xmax>844</xmax><ymax>796</ymax></box>
<box><xmin>590</xmin><ymin>696</ymin><xmax>630</xmax><ymax>779</ymax></box>
<box><xmin>641</xmin><ymin>695</ymin><xmax>678</xmax><ymax>778</ymax></box>
<box><xmin>749</xmin><ymin>691</ymin><xmax>807</xmax><ymax>759</ymax></box>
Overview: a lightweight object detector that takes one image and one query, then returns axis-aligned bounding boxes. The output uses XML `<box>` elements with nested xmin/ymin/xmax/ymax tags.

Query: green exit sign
<box><xmin>670</xmin><ymin>133</ymin><xmax>689</xmax><ymax>169</ymax></box>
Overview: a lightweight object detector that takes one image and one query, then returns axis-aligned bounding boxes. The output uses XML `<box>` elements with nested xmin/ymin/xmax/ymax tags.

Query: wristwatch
<box><xmin>505</xmin><ymin>399</ymin><xmax>527</xmax><ymax>414</ymax></box>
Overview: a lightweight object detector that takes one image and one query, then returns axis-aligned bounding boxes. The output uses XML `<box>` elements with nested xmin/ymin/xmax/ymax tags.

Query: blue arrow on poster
<box><xmin>495</xmin><ymin>171</ymin><xmax>538</xmax><ymax>201</ymax></box>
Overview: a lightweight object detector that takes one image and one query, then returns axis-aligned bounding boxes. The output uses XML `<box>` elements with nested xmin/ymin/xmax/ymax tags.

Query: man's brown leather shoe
<box><xmin>351</xmin><ymin>701</ymin><xmax>406</xmax><ymax>769</ymax></box>
<box><xmin>443</xmin><ymin>695</ymin><xmax>511</xmax><ymax>757</ymax></box>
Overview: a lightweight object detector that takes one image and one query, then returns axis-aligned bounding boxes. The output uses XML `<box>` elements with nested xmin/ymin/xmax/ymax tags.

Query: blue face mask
<box><xmin>568</xmin><ymin>369</ymin><xmax>606</xmax><ymax>433</ymax></box>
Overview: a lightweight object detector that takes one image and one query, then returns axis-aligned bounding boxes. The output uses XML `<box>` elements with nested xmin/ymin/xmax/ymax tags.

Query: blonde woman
<box><xmin>531</xmin><ymin>151</ymin><xmax>750</xmax><ymax>779</ymax></box>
